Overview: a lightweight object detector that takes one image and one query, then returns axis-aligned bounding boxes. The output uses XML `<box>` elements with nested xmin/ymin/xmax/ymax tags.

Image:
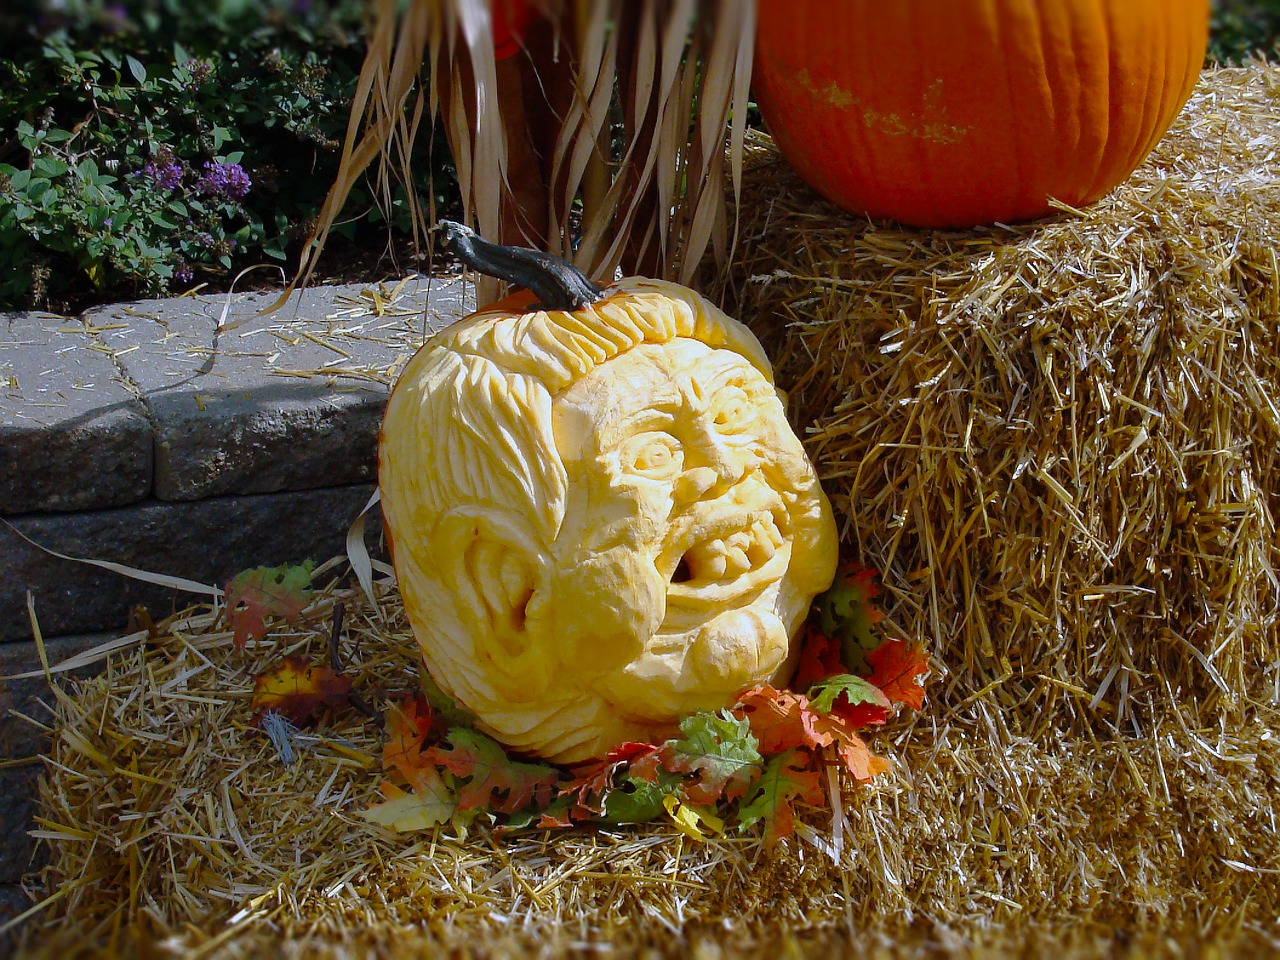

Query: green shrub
<box><xmin>0</xmin><ymin>0</ymin><xmax>453</xmax><ymax>310</ymax></box>
<box><xmin>1210</xmin><ymin>0</ymin><xmax>1280</xmax><ymax>64</ymax></box>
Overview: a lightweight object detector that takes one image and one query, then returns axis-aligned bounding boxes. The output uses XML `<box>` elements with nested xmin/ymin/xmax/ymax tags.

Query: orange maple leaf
<box><xmin>735</xmin><ymin>685</ymin><xmax>824</xmax><ymax>754</ymax></box>
<box><xmin>383</xmin><ymin>697</ymin><xmax>435</xmax><ymax>789</ymax></box>
<box><xmin>735</xmin><ymin>685</ymin><xmax>889</xmax><ymax>783</ymax></box>
<box><xmin>830</xmin><ymin>735</ymin><xmax>891</xmax><ymax>782</ymax></box>
<box><xmin>251</xmin><ymin>655</ymin><xmax>352</xmax><ymax>726</ymax></box>
<box><xmin>864</xmin><ymin>640</ymin><xmax>929</xmax><ymax>710</ymax></box>
<box><xmin>536</xmin><ymin>807</ymin><xmax>576</xmax><ymax>829</ymax></box>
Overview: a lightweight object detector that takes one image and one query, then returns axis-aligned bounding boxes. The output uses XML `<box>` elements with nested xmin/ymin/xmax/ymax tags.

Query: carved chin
<box><xmin>688</xmin><ymin>606</ymin><xmax>792</xmax><ymax>689</ymax></box>
<box><xmin>605</xmin><ymin>600</ymin><xmax>793</xmax><ymax>724</ymax></box>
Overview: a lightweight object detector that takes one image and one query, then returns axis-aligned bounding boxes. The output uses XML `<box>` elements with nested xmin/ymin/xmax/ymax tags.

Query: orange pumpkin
<box><xmin>752</xmin><ymin>0</ymin><xmax>1210</xmax><ymax>227</ymax></box>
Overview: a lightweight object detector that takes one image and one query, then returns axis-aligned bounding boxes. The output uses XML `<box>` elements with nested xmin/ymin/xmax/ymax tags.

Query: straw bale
<box><xmin>728</xmin><ymin>64</ymin><xmax>1280</xmax><ymax>730</ymax></box>
<box><xmin>11</xmin><ymin>66</ymin><xmax>1280</xmax><ymax>957</ymax></box>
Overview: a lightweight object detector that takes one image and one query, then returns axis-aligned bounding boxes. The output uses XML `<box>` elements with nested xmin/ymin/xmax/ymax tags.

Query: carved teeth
<box><xmin>748</xmin><ymin>520</ymin><xmax>777</xmax><ymax>564</ymax></box>
<box><xmin>676</xmin><ymin>514</ymin><xmax>784</xmax><ymax>584</ymax></box>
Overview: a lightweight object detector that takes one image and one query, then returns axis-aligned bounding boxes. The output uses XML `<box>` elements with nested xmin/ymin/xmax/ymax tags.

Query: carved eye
<box><xmin>621</xmin><ymin>432</ymin><xmax>683</xmax><ymax>479</ymax></box>
<box><xmin>709</xmin><ymin>384</ymin><xmax>753</xmax><ymax>434</ymax></box>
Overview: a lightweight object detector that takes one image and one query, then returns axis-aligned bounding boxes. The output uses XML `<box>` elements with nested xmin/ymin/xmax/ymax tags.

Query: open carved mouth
<box><xmin>664</xmin><ymin>508</ymin><xmax>790</xmax><ymax>607</ymax></box>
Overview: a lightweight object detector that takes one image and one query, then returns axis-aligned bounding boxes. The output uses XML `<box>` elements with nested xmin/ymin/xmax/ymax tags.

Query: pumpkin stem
<box><xmin>435</xmin><ymin>220</ymin><xmax>604</xmax><ymax>311</ymax></box>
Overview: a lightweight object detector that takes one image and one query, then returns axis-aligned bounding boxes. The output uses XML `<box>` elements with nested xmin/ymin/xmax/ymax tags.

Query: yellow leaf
<box><xmin>662</xmin><ymin>793</ymin><xmax>724</xmax><ymax>842</ymax></box>
<box><xmin>357</xmin><ymin>772</ymin><xmax>456</xmax><ymax>832</ymax></box>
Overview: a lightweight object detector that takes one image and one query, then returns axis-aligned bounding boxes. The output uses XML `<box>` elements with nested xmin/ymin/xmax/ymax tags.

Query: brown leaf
<box><xmin>251</xmin><ymin>655</ymin><xmax>352</xmax><ymax>726</ymax></box>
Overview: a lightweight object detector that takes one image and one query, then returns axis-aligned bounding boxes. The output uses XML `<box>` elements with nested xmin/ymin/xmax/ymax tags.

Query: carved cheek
<box><xmin>544</xmin><ymin>541</ymin><xmax>667</xmax><ymax>677</ymax></box>
<box><xmin>561</xmin><ymin>453</ymin><xmax>675</xmax><ymax>555</ymax></box>
<box><xmin>548</xmin><ymin>460</ymin><xmax>674</xmax><ymax>669</ymax></box>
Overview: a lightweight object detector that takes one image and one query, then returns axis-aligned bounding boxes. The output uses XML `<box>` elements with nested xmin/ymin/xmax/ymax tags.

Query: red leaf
<box><xmin>608</xmin><ymin>741</ymin><xmax>663</xmax><ymax>765</ymax></box>
<box><xmin>808</xmin><ymin>674</ymin><xmax>892</xmax><ymax>728</ymax></box>
<box><xmin>251</xmin><ymin>655</ymin><xmax>352</xmax><ymax>726</ymax></box>
<box><xmin>737</xmin><ymin>749</ymin><xmax>825</xmax><ymax>846</ymax></box>
<box><xmin>425</xmin><ymin>728</ymin><xmax>560</xmax><ymax>814</ymax></box>
<box><xmin>225</xmin><ymin>562</ymin><xmax>314</xmax><ymax>648</ymax></box>
<box><xmin>832</xmin><ymin>700</ymin><xmax>892</xmax><ymax>728</ymax></box>
<box><xmin>864</xmin><ymin>640</ymin><xmax>929</xmax><ymax>710</ymax></box>
<box><xmin>792</xmin><ymin>625</ymin><xmax>846</xmax><ymax>690</ymax></box>
<box><xmin>734</xmin><ymin>685</ymin><xmax>890</xmax><ymax>783</ymax></box>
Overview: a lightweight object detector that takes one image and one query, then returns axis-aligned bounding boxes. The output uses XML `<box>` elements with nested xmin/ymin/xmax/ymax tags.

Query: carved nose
<box><xmin>675</xmin><ymin>466</ymin><xmax>722</xmax><ymax>503</ymax></box>
<box><xmin>675</xmin><ymin>440</ymin><xmax>745</xmax><ymax>503</ymax></box>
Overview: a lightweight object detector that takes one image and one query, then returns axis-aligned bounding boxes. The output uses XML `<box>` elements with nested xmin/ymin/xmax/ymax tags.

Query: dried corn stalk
<box><xmin>302</xmin><ymin>0</ymin><xmax>755</xmax><ymax>301</ymax></box>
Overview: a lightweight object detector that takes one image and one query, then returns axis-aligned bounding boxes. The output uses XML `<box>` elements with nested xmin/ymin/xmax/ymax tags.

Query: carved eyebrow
<box><xmin>616</xmin><ymin>405</ymin><xmax>677</xmax><ymax>433</ymax></box>
<box><xmin>688</xmin><ymin>354</ymin><xmax>759</xmax><ymax>394</ymax></box>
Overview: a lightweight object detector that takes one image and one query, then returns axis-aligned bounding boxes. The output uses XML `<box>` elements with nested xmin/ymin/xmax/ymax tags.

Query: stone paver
<box><xmin>83</xmin><ymin>276</ymin><xmax>466</xmax><ymax>501</ymax></box>
<box><xmin>0</xmin><ymin>882</ymin><xmax>35</xmax><ymax>956</ymax></box>
<box><xmin>1</xmin><ymin>273</ymin><xmax>475</xmax><ymax>642</ymax></box>
<box><xmin>1</xmin><ymin>483</ymin><xmax>382</xmax><ymax>642</ymax></box>
<box><xmin>0</xmin><ymin>312</ymin><xmax>152</xmax><ymax>514</ymax></box>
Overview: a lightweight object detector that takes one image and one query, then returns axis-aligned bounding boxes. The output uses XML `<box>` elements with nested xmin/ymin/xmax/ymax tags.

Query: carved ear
<box><xmin>433</xmin><ymin>510</ymin><xmax>552</xmax><ymax>701</ymax></box>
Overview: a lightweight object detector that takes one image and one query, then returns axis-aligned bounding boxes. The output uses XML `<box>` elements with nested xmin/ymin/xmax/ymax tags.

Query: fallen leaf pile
<box><xmin>241</xmin><ymin>560</ymin><xmax>928</xmax><ymax>845</ymax></box>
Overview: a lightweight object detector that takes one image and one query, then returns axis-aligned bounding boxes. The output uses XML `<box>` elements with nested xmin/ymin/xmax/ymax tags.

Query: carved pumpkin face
<box><xmin>379</xmin><ymin>226</ymin><xmax>838</xmax><ymax>762</ymax></box>
<box><xmin>547</xmin><ymin>337</ymin><xmax>835</xmax><ymax>726</ymax></box>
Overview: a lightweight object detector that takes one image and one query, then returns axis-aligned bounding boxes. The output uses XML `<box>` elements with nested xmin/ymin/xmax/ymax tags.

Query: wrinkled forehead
<box><xmin>558</xmin><ymin>337</ymin><xmax>764</xmax><ymax>408</ymax></box>
<box><xmin>551</xmin><ymin>338</ymin><xmax>769</xmax><ymax>456</ymax></box>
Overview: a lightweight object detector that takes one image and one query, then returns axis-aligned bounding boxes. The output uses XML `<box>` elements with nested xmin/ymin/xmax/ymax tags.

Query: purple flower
<box><xmin>143</xmin><ymin>159</ymin><xmax>182</xmax><ymax>192</ymax></box>
<box><xmin>102</xmin><ymin>218</ymin><xmax>113</xmax><ymax>227</ymax></box>
<box><xmin>175</xmin><ymin>262</ymin><xmax>193</xmax><ymax>284</ymax></box>
<box><xmin>195</xmin><ymin>161</ymin><xmax>251</xmax><ymax>200</ymax></box>
<box><xmin>101</xmin><ymin>3</ymin><xmax>129</xmax><ymax>33</ymax></box>
<box><xmin>183</xmin><ymin>59</ymin><xmax>215</xmax><ymax>91</ymax></box>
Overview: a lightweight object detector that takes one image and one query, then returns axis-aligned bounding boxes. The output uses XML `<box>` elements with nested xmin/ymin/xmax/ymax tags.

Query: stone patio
<box><xmin>0</xmin><ymin>274</ymin><xmax>471</xmax><ymax>931</ymax></box>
